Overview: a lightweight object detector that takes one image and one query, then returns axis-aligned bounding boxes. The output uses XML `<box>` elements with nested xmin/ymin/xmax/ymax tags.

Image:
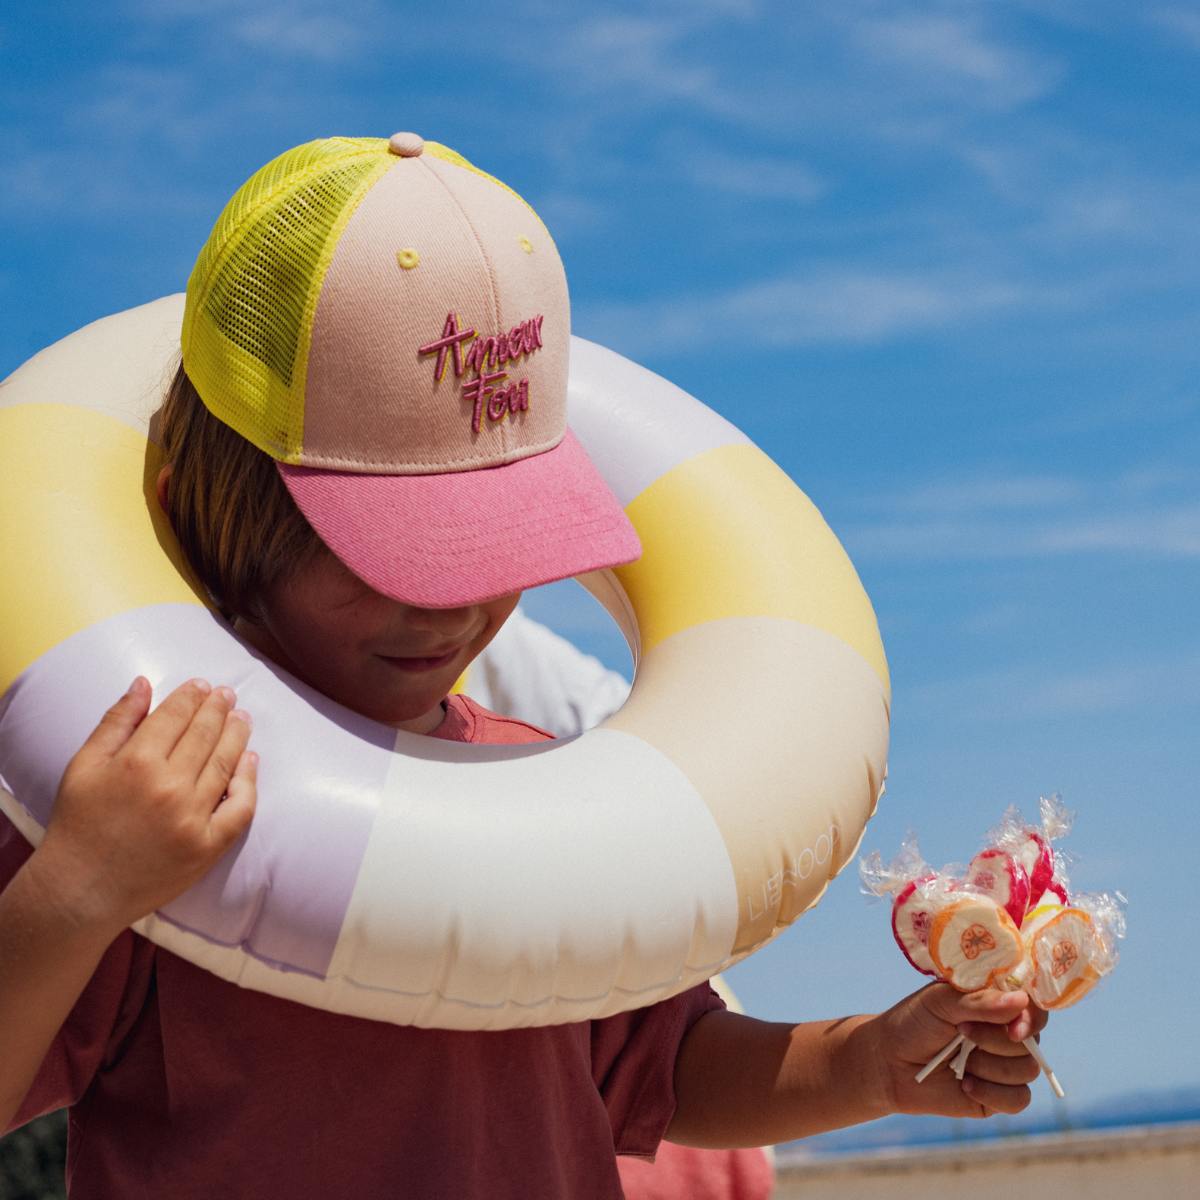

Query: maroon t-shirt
<box><xmin>2</xmin><ymin>695</ymin><xmax>723</xmax><ymax>1199</ymax></box>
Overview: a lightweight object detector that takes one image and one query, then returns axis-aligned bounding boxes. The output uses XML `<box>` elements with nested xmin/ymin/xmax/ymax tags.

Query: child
<box><xmin>0</xmin><ymin>133</ymin><xmax>1046</xmax><ymax>1198</ymax></box>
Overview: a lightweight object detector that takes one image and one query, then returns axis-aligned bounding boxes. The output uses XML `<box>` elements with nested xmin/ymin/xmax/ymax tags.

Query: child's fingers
<box><xmin>966</xmin><ymin>997</ymin><xmax>1048</xmax><ymax>1047</ymax></box>
<box><xmin>208</xmin><ymin>751</ymin><xmax>258</xmax><ymax>850</ymax></box>
<box><xmin>194</xmin><ymin>710</ymin><xmax>254</xmax><ymax>805</ymax></box>
<box><xmin>80</xmin><ymin>677</ymin><xmax>152</xmax><ymax>759</ymax></box>
<box><xmin>961</xmin><ymin>1074</ymin><xmax>1032</xmax><ymax>1116</ymax></box>
<box><xmin>960</xmin><ymin>987</ymin><xmax>1031</xmax><ymax>1021</ymax></box>
<box><xmin>922</xmin><ymin>984</ymin><xmax>1027</xmax><ymax>1031</ymax></box>
<box><xmin>125</xmin><ymin>678</ymin><xmax>214</xmax><ymax>758</ymax></box>
<box><xmin>1009</xmin><ymin>1003</ymin><xmax>1049</xmax><ymax>1042</ymax></box>
<box><xmin>959</xmin><ymin>1022</ymin><xmax>1039</xmax><ymax>1056</ymax></box>
<box><xmin>959</xmin><ymin>1047</ymin><xmax>1040</xmax><ymax>1088</ymax></box>
<box><xmin>169</xmin><ymin>686</ymin><xmax>239</xmax><ymax>779</ymax></box>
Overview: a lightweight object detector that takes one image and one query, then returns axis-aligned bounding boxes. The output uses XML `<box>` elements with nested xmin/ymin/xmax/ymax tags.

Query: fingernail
<box><xmin>229</xmin><ymin>709</ymin><xmax>253</xmax><ymax>729</ymax></box>
<box><xmin>126</xmin><ymin>676</ymin><xmax>144</xmax><ymax>696</ymax></box>
<box><xmin>214</xmin><ymin>686</ymin><xmax>237</xmax><ymax>705</ymax></box>
<box><xmin>190</xmin><ymin>678</ymin><xmax>212</xmax><ymax>694</ymax></box>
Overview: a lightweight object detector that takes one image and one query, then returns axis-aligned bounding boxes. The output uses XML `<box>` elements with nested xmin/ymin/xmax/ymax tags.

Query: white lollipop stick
<box><xmin>950</xmin><ymin>1035</ymin><xmax>976</xmax><ymax>1080</ymax></box>
<box><xmin>914</xmin><ymin>1033</ymin><xmax>964</xmax><ymax>1083</ymax></box>
<box><xmin>1022</xmin><ymin>1036</ymin><xmax>1065</xmax><ymax>1099</ymax></box>
<box><xmin>915</xmin><ymin>1031</ymin><xmax>1064</xmax><ymax>1098</ymax></box>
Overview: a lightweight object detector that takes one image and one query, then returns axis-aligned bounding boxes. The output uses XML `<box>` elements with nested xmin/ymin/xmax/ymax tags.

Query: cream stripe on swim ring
<box><xmin>0</xmin><ymin>296</ymin><xmax>889</xmax><ymax>1031</ymax></box>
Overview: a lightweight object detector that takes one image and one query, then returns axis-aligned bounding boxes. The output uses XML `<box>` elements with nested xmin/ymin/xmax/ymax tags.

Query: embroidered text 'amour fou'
<box><xmin>417</xmin><ymin>312</ymin><xmax>545</xmax><ymax>434</ymax></box>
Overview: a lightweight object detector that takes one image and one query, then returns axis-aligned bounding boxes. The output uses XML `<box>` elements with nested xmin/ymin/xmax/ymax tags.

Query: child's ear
<box><xmin>155</xmin><ymin>463</ymin><xmax>173</xmax><ymax>515</ymax></box>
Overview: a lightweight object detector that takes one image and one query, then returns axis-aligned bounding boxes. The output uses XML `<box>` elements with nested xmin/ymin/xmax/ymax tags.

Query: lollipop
<box><xmin>965</xmin><ymin>847</ymin><xmax>1031</xmax><ymax>927</ymax></box>
<box><xmin>859</xmin><ymin>838</ymin><xmax>939</xmax><ymax>976</ymax></box>
<box><xmin>864</xmin><ymin>801</ymin><xmax>1123</xmax><ymax>1101</ymax></box>
<box><xmin>893</xmin><ymin>880</ymin><xmax>1047</xmax><ymax>1089</ymax></box>
<box><xmin>1014</xmin><ymin>833</ymin><xmax>1055</xmax><ymax>908</ymax></box>
<box><xmin>863</xmin><ymin>800</ymin><xmax>1121</xmax><ymax>1102</ymax></box>
<box><xmin>990</xmin><ymin>794</ymin><xmax>1074</xmax><ymax>910</ymax></box>
<box><xmin>1015</xmin><ymin>893</ymin><xmax>1122</xmax><ymax>1012</ymax></box>
<box><xmin>892</xmin><ymin>877</ymin><xmax>939</xmax><ymax>976</ymax></box>
<box><xmin>927</xmin><ymin>892</ymin><xmax>1023</xmax><ymax>991</ymax></box>
<box><xmin>902</xmin><ymin>882</ymin><xmax>1066</xmax><ymax>1097</ymax></box>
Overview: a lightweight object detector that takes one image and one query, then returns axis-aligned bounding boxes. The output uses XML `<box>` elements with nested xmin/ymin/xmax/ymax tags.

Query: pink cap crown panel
<box><xmin>303</xmin><ymin>156</ymin><xmax>568</xmax><ymax>474</ymax></box>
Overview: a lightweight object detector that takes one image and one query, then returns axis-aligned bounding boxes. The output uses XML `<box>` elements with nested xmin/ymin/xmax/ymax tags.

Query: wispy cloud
<box><xmin>678</xmin><ymin>148</ymin><xmax>826</xmax><ymax>202</ymax></box>
<box><xmin>2</xmin><ymin>63</ymin><xmax>224</xmax><ymax>220</ymax></box>
<box><xmin>850</xmin><ymin>10</ymin><xmax>1064</xmax><ymax>109</ymax></box>
<box><xmin>1150</xmin><ymin>5</ymin><xmax>1200</xmax><ymax>49</ymax></box>
<box><xmin>958</xmin><ymin>600</ymin><xmax>1030</xmax><ymax>636</ymax></box>
<box><xmin>1117</xmin><ymin>463</ymin><xmax>1199</xmax><ymax>496</ymax></box>
<box><xmin>888</xmin><ymin>476</ymin><xmax>1088</xmax><ymax>513</ymax></box>
<box><xmin>228</xmin><ymin>9</ymin><xmax>364</xmax><ymax>60</ymax></box>
<box><xmin>76</xmin><ymin>63</ymin><xmax>213</xmax><ymax>143</ymax></box>
<box><xmin>579</xmin><ymin>266</ymin><xmax>1029</xmax><ymax>353</ymax></box>
<box><xmin>1022</xmin><ymin>388</ymin><xmax>1200</xmax><ymax>437</ymax></box>
<box><xmin>127</xmin><ymin>0</ymin><xmax>371</xmax><ymax>61</ymax></box>
<box><xmin>553</xmin><ymin>15</ymin><xmax>719</xmax><ymax>102</ymax></box>
<box><xmin>956</xmin><ymin>132</ymin><xmax>1200</xmax><ymax>254</ymax></box>
<box><xmin>533</xmin><ymin>191</ymin><xmax>612</xmax><ymax>241</ymax></box>
<box><xmin>909</xmin><ymin>652</ymin><xmax>1200</xmax><ymax>720</ymax></box>
<box><xmin>1033</xmin><ymin>506</ymin><xmax>1200</xmax><ymax>557</ymax></box>
<box><xmin>843</xmin><ymin>471</ymin><xmax>1200</xmax><ymax>563</ymax></box>
<box><xmin>532</xmin><ymin>3</ymin><xmax>1064</xmax><ymax>137</ymax></box>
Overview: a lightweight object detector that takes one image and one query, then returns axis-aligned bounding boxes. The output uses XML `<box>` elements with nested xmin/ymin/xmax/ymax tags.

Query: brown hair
<box><xmin>157</xmin><ymin>364</ymin><xmax>325</xmax><ymax>621</ymax></box>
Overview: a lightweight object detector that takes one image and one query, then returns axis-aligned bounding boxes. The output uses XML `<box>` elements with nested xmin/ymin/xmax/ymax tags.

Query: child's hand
<box><xmin>866</xmin><ymin>983</ymin><xmax>1049</xmax><ymax>1118</ymax></box>
<box><xmin>29</xmin><ymin>677</ymin><xmax>257</xmax><ymax>935</ymax></box>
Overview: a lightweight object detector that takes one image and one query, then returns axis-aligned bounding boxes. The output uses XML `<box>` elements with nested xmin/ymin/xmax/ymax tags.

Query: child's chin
<box><xmin>360</xmin><ymin>689</ymin><xmax>450</xmax><ymax>730</ymax></box>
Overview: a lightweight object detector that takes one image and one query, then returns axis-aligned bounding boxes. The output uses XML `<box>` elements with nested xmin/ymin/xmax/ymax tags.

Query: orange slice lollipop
<box><xmin>1022</xmin><ymin>904</ymin><xmax>1103</xmax><ymax>1010</ymax></box>
<box><xmin>928</xmin><ymin>895</ymin><xmax>1024</xmax><ymax>991</ymax></box>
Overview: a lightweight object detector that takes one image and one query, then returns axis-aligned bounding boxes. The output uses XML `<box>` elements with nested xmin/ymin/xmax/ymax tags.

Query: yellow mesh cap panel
<box><xmin>182</xmin><ymin>137</ymin><xmax>391</xmax><ymax>461</ymax></box>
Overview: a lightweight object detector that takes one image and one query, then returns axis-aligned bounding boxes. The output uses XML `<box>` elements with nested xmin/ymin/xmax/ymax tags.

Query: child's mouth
<box><xmin>376</xmin><ymin>649</ymin><xmax>460</xmax><ymax>673</ymax></box>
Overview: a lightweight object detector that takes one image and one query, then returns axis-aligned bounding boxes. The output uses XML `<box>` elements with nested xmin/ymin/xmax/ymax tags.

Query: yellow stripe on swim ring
<box><xmin>606</xmin><ymin>617</ymin><xmax>888</xmax><ymax>955</ymax></box>
<box><xmin>615</xmin><ymin>443</ymin><xmax>890</xmax><ymax>697</ymax></box>
<box><xmin>0</xmin><ymin>404</ymin><xmax>206</xmax><ymax>694</ymax></box>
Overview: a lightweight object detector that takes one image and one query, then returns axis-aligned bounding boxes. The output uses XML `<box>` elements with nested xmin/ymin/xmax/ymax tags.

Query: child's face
<box><xmin>238</xmin><ymin>548</ymin><xmax>519</xmax><ymax>733</ymax></box>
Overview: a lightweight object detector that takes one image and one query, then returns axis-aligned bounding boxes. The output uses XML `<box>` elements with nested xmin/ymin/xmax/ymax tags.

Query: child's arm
<box><xmin>0</xmin><ymin>677</ymin><xmax>256</xmax><ymax>1130</ymax></box>
<box><xmin>668</xmin><ymin>983</ymin><xmax>1048</xmax><ymax>1148</ymax></box>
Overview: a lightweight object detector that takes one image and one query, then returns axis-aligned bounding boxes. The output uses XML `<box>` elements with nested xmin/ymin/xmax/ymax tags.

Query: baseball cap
<box><xmin>181</xmin><ymin>132</ymin><xmax>641</xmax><ymax>608</ymax></box>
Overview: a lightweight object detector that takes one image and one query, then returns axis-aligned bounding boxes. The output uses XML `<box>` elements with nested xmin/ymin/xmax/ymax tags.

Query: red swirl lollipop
<box><xmin>891</xmin><ymin>876</ymin><xmax>939</xmax><ymax>976</ymax></box>
<box><xmin>966</xmin><ymin>847</ymin><xmax>1031</xmax><ymax>926</ymax></box>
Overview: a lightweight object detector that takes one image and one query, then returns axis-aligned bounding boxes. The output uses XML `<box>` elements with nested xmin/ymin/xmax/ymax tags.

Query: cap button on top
<box><xmin>388</xmin><ymin>132</ymin><xmax>425</xmax><ymax>158</ymax></box>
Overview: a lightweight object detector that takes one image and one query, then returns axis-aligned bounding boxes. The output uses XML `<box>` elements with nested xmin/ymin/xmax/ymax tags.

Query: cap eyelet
<box><xmin>518</xmin><ymin>236</ymin><xmax>533</xmax><ymax>254</ymax></box>
<box><xmin>396</xmin><ymin>248</ymin><xmax>420</xmax><ymax>270</ymax></box>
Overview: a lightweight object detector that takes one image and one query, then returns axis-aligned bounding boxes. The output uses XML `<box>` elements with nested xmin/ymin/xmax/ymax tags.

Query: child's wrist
<box><xmin>22</xmin><ymin>843</ymin><xmax>129</xmax><ymax>944</ymax></box>
<box><xmin>839</xmin><ymin>1013</ymin><xmax>898</xmax><ymax>1122</ymax></box>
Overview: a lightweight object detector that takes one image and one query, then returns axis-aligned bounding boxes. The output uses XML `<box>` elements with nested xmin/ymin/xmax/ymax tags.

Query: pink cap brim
<box><xmin>278</xmin><ymin>431</ymin><xmax>642</xmax><ymax>608</ymax></box>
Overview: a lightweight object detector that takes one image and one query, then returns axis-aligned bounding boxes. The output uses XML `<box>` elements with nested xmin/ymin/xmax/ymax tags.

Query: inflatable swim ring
<box><xmin>0</xmin><ymin>296</ymin><xmax>890</xmax><ymax>1031</ymax></box>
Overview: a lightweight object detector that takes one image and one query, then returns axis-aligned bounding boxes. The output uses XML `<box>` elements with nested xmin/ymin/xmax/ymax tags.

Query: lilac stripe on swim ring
<box><xmin>0</xmin><ymin>604</ymin><xmax>392</xmax><ymax>980</ymax></box>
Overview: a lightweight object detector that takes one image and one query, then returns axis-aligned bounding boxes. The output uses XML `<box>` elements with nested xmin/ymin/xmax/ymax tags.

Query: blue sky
<box><xmin>4</xmin><ymin>2</ymin><xmax>1198</xmax><ymax>1124</ymax></box>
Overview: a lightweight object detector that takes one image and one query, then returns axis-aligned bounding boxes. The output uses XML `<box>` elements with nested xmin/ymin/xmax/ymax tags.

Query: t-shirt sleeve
<box><xmin>0</xmin><ymin>815</ymin><xmax>146</xmax><ymax>1134</ymax></box>
<box><xmin>592</xmin><ymin>982</ymin><xmax>726</xmax><ymax>1160</ymax></box>
<box><xmin>617</xmin><ymin>1142</ymin><xmax>776</xmax><ymax>1200</ymax></box>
